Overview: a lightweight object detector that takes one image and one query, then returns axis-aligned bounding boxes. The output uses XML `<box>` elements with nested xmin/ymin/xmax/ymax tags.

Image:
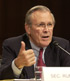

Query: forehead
<box><xmin>31</xmin><ymin>11</ymin><xmax>53</xmax><ymax>23</ymax></box>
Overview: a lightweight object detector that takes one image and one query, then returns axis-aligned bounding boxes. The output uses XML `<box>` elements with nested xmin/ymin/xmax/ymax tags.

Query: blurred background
<box><xmin>0</xmin><ymin>0</ymin><xmax>70</xmax><ymax>58</ymax></box>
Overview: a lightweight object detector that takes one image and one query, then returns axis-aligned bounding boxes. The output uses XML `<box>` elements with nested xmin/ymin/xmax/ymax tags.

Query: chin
<box><xmin>41</xmin><ymin>41</ymin><xmax>51</xmax><ymax>47</ymax></box>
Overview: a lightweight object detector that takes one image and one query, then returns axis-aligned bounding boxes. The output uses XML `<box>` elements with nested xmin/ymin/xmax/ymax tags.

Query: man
<box><xmin>0</xmin><ymin>5</ymin><xmax>70</xmax><ymax>80</ymax></box>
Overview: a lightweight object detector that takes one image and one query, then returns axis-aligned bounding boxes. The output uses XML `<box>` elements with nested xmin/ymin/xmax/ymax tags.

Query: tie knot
<box><xmin>40</xmin><ymin>48</ymin><xmax>43</xmax><ymax>51</ymax></box>
<box><xmin>39</xmin><ymin>48</ymin><xmax>43</xmax><ymax>54</ymax></box>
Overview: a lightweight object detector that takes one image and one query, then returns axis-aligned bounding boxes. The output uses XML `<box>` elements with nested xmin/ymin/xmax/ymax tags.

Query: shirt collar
<box><xmin>30</xmin><ymin>41</ymin><xmax>40</xmax><ymax>52</ymax></box>
<box><xmin>30</xmin><ymin>40</ymin><xmax>47</xmax><ymax>51</ymax></box>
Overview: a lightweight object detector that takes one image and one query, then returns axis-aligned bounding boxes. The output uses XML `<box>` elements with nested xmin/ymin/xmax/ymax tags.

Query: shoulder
<box><xmin>52</xmin><ymin>36</ymin><xmax>70</xmax><ymax>47</ymax></box>
<box><xmin>3</xmin><ymin>35</ymin><xmax>23</xmax><ymax>45</ymax></box>
<box><xmin>2</xmin><ymin>34</ymin><xmax>29</xmax><ymax>53</ymax></box>
<box><xmin>2</xmin><ymin>33</ymin><xmax>28</xmax><ymax>47</ymax></box>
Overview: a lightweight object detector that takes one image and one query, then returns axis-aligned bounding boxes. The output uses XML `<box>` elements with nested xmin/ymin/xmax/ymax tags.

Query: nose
<box><xmin>44</xmin><ymin>25</ymin><xmax>49</xmax><ymax>31</ymax></box>
<box><xmin>43</xmin><ymin>26</ymin><xmax>49</xmax><ymax>33</ymax></box>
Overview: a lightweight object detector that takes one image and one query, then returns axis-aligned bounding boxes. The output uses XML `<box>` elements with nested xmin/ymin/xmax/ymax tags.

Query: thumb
<box><xmin>20</xmin><ymin>41</ymin><xmax>25</xmax><ymax>52</ymax></box>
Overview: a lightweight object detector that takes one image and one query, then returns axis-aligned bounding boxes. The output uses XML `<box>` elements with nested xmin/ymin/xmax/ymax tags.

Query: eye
<box><xmin>38</xmin><ymin>23</ymin><xmax>45</xmax><ymax>27</ymax></box>
<box><xmin>47</xmin><ymin>23</ymin><xmax>53</xmax><ymax>26</ymax></box>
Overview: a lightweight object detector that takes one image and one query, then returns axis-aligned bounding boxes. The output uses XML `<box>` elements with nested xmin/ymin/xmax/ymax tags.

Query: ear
<box><xmin>25</xmin><ymin>24</ymin><xmax>31</xmax><ymax>35</ymax></box>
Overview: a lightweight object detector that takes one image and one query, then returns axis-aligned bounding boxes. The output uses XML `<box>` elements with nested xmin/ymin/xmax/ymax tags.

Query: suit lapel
<box><xmin>23</xmin><ymin>33</ymin><xmax>32</xmax><ymax>50</ymax></box>
<box><xmin>22</xmin><ymin>34</ymin><xmax>35</xmax><ymax>78</ymax></box>
<box><xmin>44</xmin><ymin>39</ymin><xmax>59</xmax><ymax>66</ymax></box>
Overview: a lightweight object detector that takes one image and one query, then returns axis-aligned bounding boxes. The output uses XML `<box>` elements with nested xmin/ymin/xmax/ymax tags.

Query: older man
<box><xmin>0</xmin><ymin>5</ymin><xmax>70</xmax><ymax>80</ymax></box>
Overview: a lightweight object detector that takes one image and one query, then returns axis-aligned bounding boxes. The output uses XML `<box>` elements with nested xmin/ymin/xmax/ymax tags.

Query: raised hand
<box><xmin>14</xmin><ymin>41</ymin><xmax>36</xmax><ymax>69</ymax></box>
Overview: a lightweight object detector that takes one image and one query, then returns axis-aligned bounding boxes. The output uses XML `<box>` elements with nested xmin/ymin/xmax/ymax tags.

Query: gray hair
<box><xmin>25</xmin><ymin>5</ymin><xmax>55</xmax><ymax>26</ymax></box>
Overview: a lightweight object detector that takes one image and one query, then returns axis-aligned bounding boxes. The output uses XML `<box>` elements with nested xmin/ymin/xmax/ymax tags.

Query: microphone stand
<box><xmin>53</xmin><ymin>41</ymin><xmax>70</xmax><ymax>56</ymax></box>
<box><xmin>57</xmin><ymin>45</ymin><xmax>70</xmax><ymax>55</ymax></box>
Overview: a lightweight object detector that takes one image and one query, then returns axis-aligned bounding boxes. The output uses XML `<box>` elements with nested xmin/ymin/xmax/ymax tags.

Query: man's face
<box><xmin>25</xmin><ymin>11</ymin><xmax>54</xmax><ymax>47</ymax></box>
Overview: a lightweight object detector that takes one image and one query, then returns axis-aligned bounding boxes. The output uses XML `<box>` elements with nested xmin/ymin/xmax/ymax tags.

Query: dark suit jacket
<box><xmin>0</xmin><ymin>33</ymin><xmax>70</xmax><ymax>80</ymax></box>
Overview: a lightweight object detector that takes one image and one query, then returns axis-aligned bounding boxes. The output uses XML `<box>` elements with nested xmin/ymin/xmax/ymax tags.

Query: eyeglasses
<box><xmin>33</xmin><ymin>22</ymin><xmax>54</xmax><ymax>29</ymax></box>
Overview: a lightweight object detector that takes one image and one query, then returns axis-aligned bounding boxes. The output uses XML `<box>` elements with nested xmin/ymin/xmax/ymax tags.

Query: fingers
<box><xmin>22</xmin><ymin>50</ymin><xmax>36</xmax><ymax>66</ymax></box>
<box><xmin>23</xmin><ymin>49</ymin><xmax>34</xmax><ymax>58</ymax></box>
<box><xmin>23</xmin><ymin>56</ymin><xmax>36</xmax><ymax>66</ymax></box>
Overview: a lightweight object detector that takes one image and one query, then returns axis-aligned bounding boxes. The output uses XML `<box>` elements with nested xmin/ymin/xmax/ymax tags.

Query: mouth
<box><xmin>42</xmin><ymin>36</ymin><xmax>49</xmax><ymax>38</ymax></box>
<box><xmin>41</xmin><ymin>36</ymin><xmax>50</xmax><ymax>41</ymax></box>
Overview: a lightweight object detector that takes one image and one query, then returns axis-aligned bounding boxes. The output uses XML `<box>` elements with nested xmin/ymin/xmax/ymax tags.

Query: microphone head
<box><xmin>53</xmin><ymin>41</ymin><xmax>59</xmax><ymax>46</ymax></box>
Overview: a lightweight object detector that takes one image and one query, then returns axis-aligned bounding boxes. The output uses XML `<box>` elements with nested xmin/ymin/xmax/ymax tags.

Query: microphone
<box><xmin>53</xmin><ymin>41</ymin><xmax>70</xmax><ymax>56</ymax></box>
